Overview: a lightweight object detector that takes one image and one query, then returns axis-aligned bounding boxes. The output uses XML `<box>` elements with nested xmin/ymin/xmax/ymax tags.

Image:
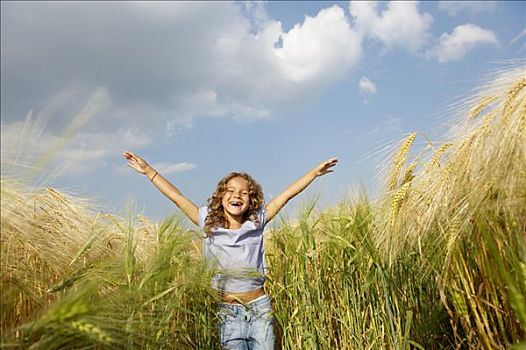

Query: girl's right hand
<box><xmin>312</xmin><ymin>158</ymin><xmax>338</xmax><ymax>177</ymax></box>
<box><xmin>123</xmin><ymin>151</ymin><xmax>151</xmax><ymax>174</ymax></box>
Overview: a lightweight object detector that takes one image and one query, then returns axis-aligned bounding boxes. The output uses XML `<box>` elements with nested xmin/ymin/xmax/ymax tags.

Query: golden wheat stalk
<box><xmin>503</xmin><ymin>78</ymin><xmax>526</xmax><ymax>117</ymax></box>
<box><xmin>469</xmin><ymin>96</ymin><xmax>497</xmax><ymax>119</ymax></box>
<box><xmin>479</xmin><ymin>112</ymin><xmax>495</xmax><ymax>137</ymax></box>
<box><xmin>389</xmin><ymin>181</ymin><xmax>411</xmax><ymax>227</ymax></box>
<box><xmin>402</xmin><ymin>162</ymin><xmax>418</xmax><ymax>185</ymax></box>
<box><xmin>388</xmin><ymin>132</ymin><xmax>417</xmax><ymax>191</ymax></box>
<box><xmin>444</xmin><ymin>215</ymin><xmax>462</xmax><ymax>263</ymax></box>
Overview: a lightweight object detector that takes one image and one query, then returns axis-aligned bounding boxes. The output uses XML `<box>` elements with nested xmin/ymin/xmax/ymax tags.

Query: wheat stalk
<box><xmin>426</xmin><ymin>142</ymin><xmax>453</xmax><ymax>172</ymax></box>
<box><xmin>444</xmin><ymin>216</ymin><xmax>462</xmax><ymax>264</ymax></box>
<box><xmin>402</xmin><ymin>162</ymin><xmax>418</xmax><ymax>185</ymax></box>
<box><xmin>388</xmin><ymin>132</ymin><xmax>417</xmax><ymax>191</ymax></box>
<box><xmin>479</xmin><ymin>112</ymin><xmax>495</xmax><ymax>137</ymax></box>
<box><xmin>389</xmin><ymin>181</ymin><xmax>411</xmax><ymax>228</ymax></box>
<box><xmin>470</xmin><ymin>96</ymin><xmax>497</xmax><ymax>119</ymax></box>
<box><xmin>503</xmin><ymin>78</ymin><xmax>526</xmax><ymax>118</ymax></box>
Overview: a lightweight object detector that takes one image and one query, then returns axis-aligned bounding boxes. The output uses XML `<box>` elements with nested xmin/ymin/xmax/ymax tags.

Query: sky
<box><xmin>1</xmin><ymin>1</ymin><xmax>525</xmax><ymax>222</ymax></box>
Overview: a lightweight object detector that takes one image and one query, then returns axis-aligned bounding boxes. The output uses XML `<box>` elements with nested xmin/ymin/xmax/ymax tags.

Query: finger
<box><xmin>322</xmin><ymin>159</ymin><xmax>338</xmax><ymax>167</ymax></box>
<box><xmin>123</xmin><ymin>151</ymin><xmax>137</xmax><ymax>160</ymax></box>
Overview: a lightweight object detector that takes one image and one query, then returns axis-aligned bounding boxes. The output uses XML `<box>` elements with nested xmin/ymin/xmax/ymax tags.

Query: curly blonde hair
<box><xmin>204</xmin><ymin>172</ymin><xmax>264</xmax><ymax>236</ymax></box>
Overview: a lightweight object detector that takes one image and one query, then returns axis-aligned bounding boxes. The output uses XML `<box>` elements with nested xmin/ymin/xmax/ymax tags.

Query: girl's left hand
<box><xmin>123</xmin><ymin>151</ymin><xmax>151</xmax><ymax>174</ymax></box>
<box><xmin>313</xmin><ymin>158</ymin><xmax>338</xmax><ymax>177</ymax></box>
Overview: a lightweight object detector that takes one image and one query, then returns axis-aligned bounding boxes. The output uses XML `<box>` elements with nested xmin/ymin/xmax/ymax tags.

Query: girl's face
<box><xmin>221</xmin><ymin>176</ymin><xmax>250</xmax><ymax>221</ymax></box>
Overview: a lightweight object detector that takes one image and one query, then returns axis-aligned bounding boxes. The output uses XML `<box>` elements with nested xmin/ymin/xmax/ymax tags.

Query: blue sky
<box><xmin>1</xmin><ymin>1</ymin><xmax>525</xmax><ymax>222</ymax></box>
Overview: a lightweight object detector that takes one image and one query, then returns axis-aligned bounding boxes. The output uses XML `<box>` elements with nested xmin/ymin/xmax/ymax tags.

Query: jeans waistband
<box><xmin>217</xmin><ymin>294</ymin><xmax>271</xmax><ymax>311</ymax></box>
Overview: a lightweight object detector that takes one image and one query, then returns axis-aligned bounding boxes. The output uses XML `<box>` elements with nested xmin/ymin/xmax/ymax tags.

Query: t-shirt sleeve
<box><xmin>198</xmin><ymin>207</ymin><xmax>209</xmax><ymax>228</ymax></box>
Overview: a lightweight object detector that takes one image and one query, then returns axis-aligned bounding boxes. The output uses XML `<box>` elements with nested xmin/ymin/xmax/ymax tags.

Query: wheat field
<box><xmin>1</xmin><ymin>66</ymin><xmax>525</xmax><ymax>349</ymax></box>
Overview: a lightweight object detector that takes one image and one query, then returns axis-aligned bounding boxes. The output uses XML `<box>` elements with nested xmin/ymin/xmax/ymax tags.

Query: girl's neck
<box><xmin>227</xmin><ymin>217</ymin><xmax>244</xmax><ymax>230</ymax></box>
<box><xmin>225</xmin><ymin>212</ymin><xmax>245</xmax><ymax>230</ymax></box>
<box><xmin>229</xmin><ymin>221</ymin><xmax>242</xmax><ymax>230</ymax></box>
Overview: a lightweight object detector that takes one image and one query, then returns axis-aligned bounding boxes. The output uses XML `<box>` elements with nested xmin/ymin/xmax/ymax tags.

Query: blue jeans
<box><xmin>217</xmin><ymin>295</ymin><xmax>275</xmax><ymax>350</ymax></box>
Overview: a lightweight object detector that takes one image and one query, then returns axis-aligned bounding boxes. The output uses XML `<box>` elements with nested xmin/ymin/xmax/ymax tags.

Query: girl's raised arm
<box><xmin>265</xmin><ymin>158</ymin><xmax>338</xmax><ymax>223</ymax></box>
<box><xmin>122</xmin><ymin>151</ymin><xmax>199</xmax><ymax>225</ymax></box>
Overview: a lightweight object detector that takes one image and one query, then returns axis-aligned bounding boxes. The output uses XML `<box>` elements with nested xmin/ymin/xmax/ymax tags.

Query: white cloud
<box><xmin>274</xmin><ymin>5</ymin><xmax>362</xmax><ymax>83</ymax></box>
<box><xmin>428</xmin><ymin>24</ymin><xmax>499</xmax><ymax>63</ymax></box>
<box><xmin>1</xmin><ymin>2</ymin><xmax>366</xmax><ymax>175</ymax></box>
<box><xmin>437</xmin><ymin>1</ymin><xmax>497</xmax><ymax>16</ymax></box>
<box><xmin>359</xmin><ymin>76</ymin><xmax>377</xmax><ymax>103</ymax></box>
<box><xmin>152</xmin><ymin>162</ymin><xmax>197</xmax><ymax>175</ymax></box>
<box><xmin>349</xmin><ymin>1</ymin><xmax>433</xmax><ymax>52</ymax></box>
<box><xmin>2</xmin><ymin>2</ymin><xmax>362</xmax><ymax>131</ymax></box>
<box><xmin>239</xmin><ymin>1</ymin><xmax>269</xmax><ymax>32</ymax></box>
<box><xmin>359</xmin><ymin>76</ymin><xmax>377</xmax><ymax>96</ymax></box>
<box><xmin>57</xmin><ymin>127</ymin><xmax>152</xmax><ymax>174</ymax></box>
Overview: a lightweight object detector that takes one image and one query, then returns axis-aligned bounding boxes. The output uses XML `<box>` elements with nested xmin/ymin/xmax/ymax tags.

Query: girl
<box><xmin>122</xmin><ymin>151</ymin><xmax>337</xmax><ymax>350</ymax></box>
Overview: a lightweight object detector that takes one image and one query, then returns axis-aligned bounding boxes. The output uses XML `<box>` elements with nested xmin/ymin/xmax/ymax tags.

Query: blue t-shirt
<box><xmin>198</xmin><ymin>206</ymin><xmax>268</xmax><ymax>293</ymax></box>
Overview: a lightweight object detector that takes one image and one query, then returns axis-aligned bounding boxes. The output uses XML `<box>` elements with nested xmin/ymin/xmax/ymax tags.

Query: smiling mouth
<box><xmin>229</xmin><ymin>201</ymin><xmax>243</xmax><ymax>207</ymax></box>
